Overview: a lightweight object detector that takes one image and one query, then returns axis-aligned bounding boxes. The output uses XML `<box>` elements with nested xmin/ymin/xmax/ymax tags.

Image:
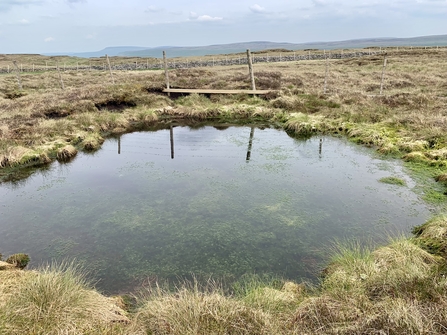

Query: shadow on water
<box><xmin>0</xmin><ymin>122</ymin><xmax>433</xmax><ymax>294</ymax></box>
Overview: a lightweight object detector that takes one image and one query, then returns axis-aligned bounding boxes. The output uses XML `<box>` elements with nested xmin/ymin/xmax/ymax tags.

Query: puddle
<box><xmin>0</xmin><ymin>125</ymin><xmax>432</xmax><ymax>293</ymax></box>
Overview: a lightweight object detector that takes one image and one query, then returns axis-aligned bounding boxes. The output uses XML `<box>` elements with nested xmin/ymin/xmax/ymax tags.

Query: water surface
<box><xmin>0</xmin><ymin>125</ymin><xmax>431</xmax><ymax>293</ymax></box>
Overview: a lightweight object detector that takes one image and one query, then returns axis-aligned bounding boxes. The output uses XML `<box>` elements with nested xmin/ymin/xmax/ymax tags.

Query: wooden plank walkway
<box><xmin>162</xmin><ymin>88</ymin><xmax>272</xmax><ymax>95</ymax></box>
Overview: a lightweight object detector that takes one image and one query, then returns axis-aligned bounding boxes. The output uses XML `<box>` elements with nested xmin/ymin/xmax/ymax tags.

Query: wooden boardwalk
<box><xmin>162</xmin><ymin>88</ymin><xmax>272</xmax><ymax>95</ymax></box>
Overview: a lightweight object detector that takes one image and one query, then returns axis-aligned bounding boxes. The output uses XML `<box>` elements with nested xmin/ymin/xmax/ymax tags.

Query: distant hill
<box><xmin>46</xmin><ymin>34</ymin><xmax>447</xmax><ymax>58</ymax></box>
<box><xmin>45</xmin><ymin>46</ymin><xmax>151</xmax><ymax>58</ymax></box>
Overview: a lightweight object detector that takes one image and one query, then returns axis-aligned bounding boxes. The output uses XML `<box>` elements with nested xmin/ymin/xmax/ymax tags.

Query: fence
<box><xmin>0</xmin><ymin>51</ymin><xmax>380</xmax><ymax>74</ymax></box>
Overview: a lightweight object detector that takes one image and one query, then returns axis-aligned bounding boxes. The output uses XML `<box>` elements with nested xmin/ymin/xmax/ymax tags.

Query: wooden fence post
<box><xmin>380</xmin><ymin>55</ymin><xmax>387</xmax><ymax>96</ymax></box>
<box><xmin>106</xmin><ymin>54</ymin><xmax>115</xmax><ymax>84</ymax></box>
<box><xmin>246</xmin><ymin>49</ymin><xmax>256</xmax><ymax>91</ymax></box>
<box><xmin>12</xmin><ymin>61</ymin><xmax>22</xmax><ymax>90</ymax></box>
<box><xmin>163</xmin><ymin>51</ymin><xmax>170</xmax><ymax>96</ymax></box>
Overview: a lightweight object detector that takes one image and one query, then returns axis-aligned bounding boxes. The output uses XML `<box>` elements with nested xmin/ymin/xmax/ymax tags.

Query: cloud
<box><xmin>19</xmin><ymin>18</ymin><xmax>29</xmax><ymax>24</ymax></box>
<box><xmin>0</xmin><ymin>0</ymin><xmax>44</xmax><ymax>11</ymax></box>
<box><xmin>189</xmin><ymin>12</ymin><xmax>222</xmax><ymax>21</ymax></box>
<box><xmin>86</xmin><ymin>33</ymin><xmax>96</xmax><ymax>39</ymax></box>
<box><xmin>66</xmin><ymin>0</ymin><xmax>85</xmax><ymax>3</ymax></box>
<box><xmin>145</xmin><ymin>5</ymin><xmax>162</xmax><ymax>13</ymax></box>
<box><xmin>312</xmin><ymin>0</ymin><xmax>327</xmax><ymax>6</ymax></box>
<box><xmin>197</xmin><ymin>15</ymin><xmax>223</xmax><ymax>21</ymax></box>
<box><xmin>249</xmin><ymin>4</ymin><xmax>266</xmax><ymax>13</ymax></box>
<box><xmin>44</xmin><ymin>37</ymin><xmax>54</xmax><ymax>42</ymax></box>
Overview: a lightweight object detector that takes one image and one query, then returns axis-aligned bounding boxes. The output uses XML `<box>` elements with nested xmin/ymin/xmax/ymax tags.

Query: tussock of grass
<box><xmin>292</xmin><ymin>237</ymin><xmax>447</xmax><ymax>334</ymax></box>
<box><xmin>131</xmin><ymin>281</ymin><xmax>275</xmax><ymax>335</ymax></box>
<box><xmin>412</xmin><ymin>215</ymin><xmax>447</xmax><ymax>258</ymax></box>
<box><xmin>0</xmin><ymin>262</ymin><xmax>128</xmax><ymax>335</ymax></box>
<box><xmin>56</xmin><ymin>145</ymin><xmax>77</xmax><ymax>161</ymax></box>
<box><xmin>284</xmin><ymin>113</ymin><xmax>329</xmax><ymax>136</ymax></box>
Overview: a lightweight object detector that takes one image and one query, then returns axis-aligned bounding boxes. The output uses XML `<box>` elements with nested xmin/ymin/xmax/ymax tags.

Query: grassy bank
<box><xmin>1</xmin><ymin>49</ymin><xmax>447</xmax><ymax>333</ymax></box>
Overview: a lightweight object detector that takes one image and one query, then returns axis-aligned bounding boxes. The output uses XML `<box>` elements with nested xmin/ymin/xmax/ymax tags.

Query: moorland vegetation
<box><xmin>1</xmin><ymin>48</ymin><xmax>447</xmax><ymax>334</ymax></box>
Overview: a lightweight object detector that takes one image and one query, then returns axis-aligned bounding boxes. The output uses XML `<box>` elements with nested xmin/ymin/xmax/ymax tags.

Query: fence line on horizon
<box><xmin>1</xmin><ymin>46</ymin><xmax>446</xmax><ymax>97</ymax></box>
<box><xmin>1</xmin><ymin>45</ymin><xmax>446</xmax><ymax>74</ymax></box>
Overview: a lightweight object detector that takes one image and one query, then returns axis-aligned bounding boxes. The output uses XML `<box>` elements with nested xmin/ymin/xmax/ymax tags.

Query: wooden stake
<box><xmin>380</xmin><ymin>55</ymin><xmax>387</xmax><ymax>95</ymax></box>
<box><xmin>12</xmin><ymin>61</ymin><xmax>22</xmax><ymax>90</ymax></box>
<box><xmin>106</xmin><ymin>54</ymin><xmax>115</xmax><ymax>84</ymax></box>
<box><xmin>246</xmin><ymin>49</ymin><xmax>256</xmax><ymax>91</ymax></box>
<box><xmin>246</xmin><ymin>127</ymin><xmax>255</xmax><ymax>162</ymax></box>
<box><xmin>170</xmin><ymin>125</ymin><xmax>174</xmax><ymax>159</ymax></box>
<box><xmin>163</xmin><ymin>51</ymin><xmax>170</xmax><ymax>96</ymax></box>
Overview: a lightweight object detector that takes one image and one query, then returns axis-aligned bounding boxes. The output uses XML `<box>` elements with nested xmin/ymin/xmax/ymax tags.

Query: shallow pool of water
<box><xmin>0</xmin><ymin>125</ymin><xmax>432</xmax><ymax>293</ymax></box>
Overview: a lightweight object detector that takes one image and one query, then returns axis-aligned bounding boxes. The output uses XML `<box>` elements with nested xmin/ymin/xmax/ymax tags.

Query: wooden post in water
<box><xmin>246</xmin><ymin>127</ymin><xmax>255</xmax><ymax>162</ymax></box>
<box><xmin>163</xmin><ymin>51</ymin><xmax>170</xmax><ymax>96</ymax></box>
<box><xmin>118</xmin><ymin>136</ymin><xmax>121</xmax><ymax>155</ymax></box>
<box><xmin>319</xmin><ymin>138</ymin><xmax>323</xmax><ymax>156</ymax></box>
<box><xmin>170</xmin><ymin>125</ymin><xmax>174</xmax><ymax>159</ymax></box>
<box><xmin>106</xmin><ymin>54</ymin><xmax>115</xmax><ymax>84</ymax></box>
<box><xmin>246</xmin><ymin>49</ymin><xmax>256</xmax><ymax>91</ymax></box>
<box><xmin>379</xmin><ymin>55</ymin><xmax>387</xmax><ymax>96</ymax></box>
<box><xmin>57</xmin><ymin>63</ymin><xmax>65</xmax><ymax>90</ymax></box>
<box><xmin>12</xmin><ymin>61</ymin><xmax>22</xmax><ymax>90</ymax></box>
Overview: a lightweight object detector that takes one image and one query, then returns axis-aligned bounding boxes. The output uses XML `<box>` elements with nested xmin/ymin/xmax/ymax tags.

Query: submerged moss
<box><xmin>379</xmin><ymin>176</ymin><xmax>406</xmax><ymax>186</ymax></box>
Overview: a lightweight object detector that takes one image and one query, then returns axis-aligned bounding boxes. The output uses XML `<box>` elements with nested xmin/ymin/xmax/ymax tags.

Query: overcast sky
<box><xmin>0</xmin><ymin>0</ymin><xmax>446</xmax><ymax>54</ymax></box>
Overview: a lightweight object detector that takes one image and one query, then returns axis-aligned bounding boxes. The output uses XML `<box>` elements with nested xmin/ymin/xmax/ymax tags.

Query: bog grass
<box><xmin>0</xmin><ymin>261</ymin><xmax>128</xmax><ymax>335</ymax></box>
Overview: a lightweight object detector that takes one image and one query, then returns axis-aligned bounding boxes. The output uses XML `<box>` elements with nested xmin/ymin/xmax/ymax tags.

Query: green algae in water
<box><xmin>0</xmin><ymin>125</ymin><xmax>433</xmax><ymax>293</ymax></box>
<box><xmin>379</xmin><ymin>176</ymin><xmax>407</xmax><ymax>186</ymax></box>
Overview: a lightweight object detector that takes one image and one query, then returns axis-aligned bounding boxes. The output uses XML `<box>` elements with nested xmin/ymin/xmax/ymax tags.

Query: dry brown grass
<box><xmin>0</xmin><ymin>263</ymin><xmax>128</xmax><ymax>335</ymax></box>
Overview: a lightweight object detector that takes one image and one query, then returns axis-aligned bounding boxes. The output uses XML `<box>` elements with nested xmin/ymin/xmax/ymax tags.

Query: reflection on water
<box><xmin>0</xmin><ymin>125</ymin><xmax>433</xmax><ymax>293</ymax></box>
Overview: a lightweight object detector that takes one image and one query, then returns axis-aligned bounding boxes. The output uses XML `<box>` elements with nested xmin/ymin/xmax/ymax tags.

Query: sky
<box><xmin>0</xmin><ymin>0</ymin><xmax>446</xmax><ymax>54</ymax></box>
